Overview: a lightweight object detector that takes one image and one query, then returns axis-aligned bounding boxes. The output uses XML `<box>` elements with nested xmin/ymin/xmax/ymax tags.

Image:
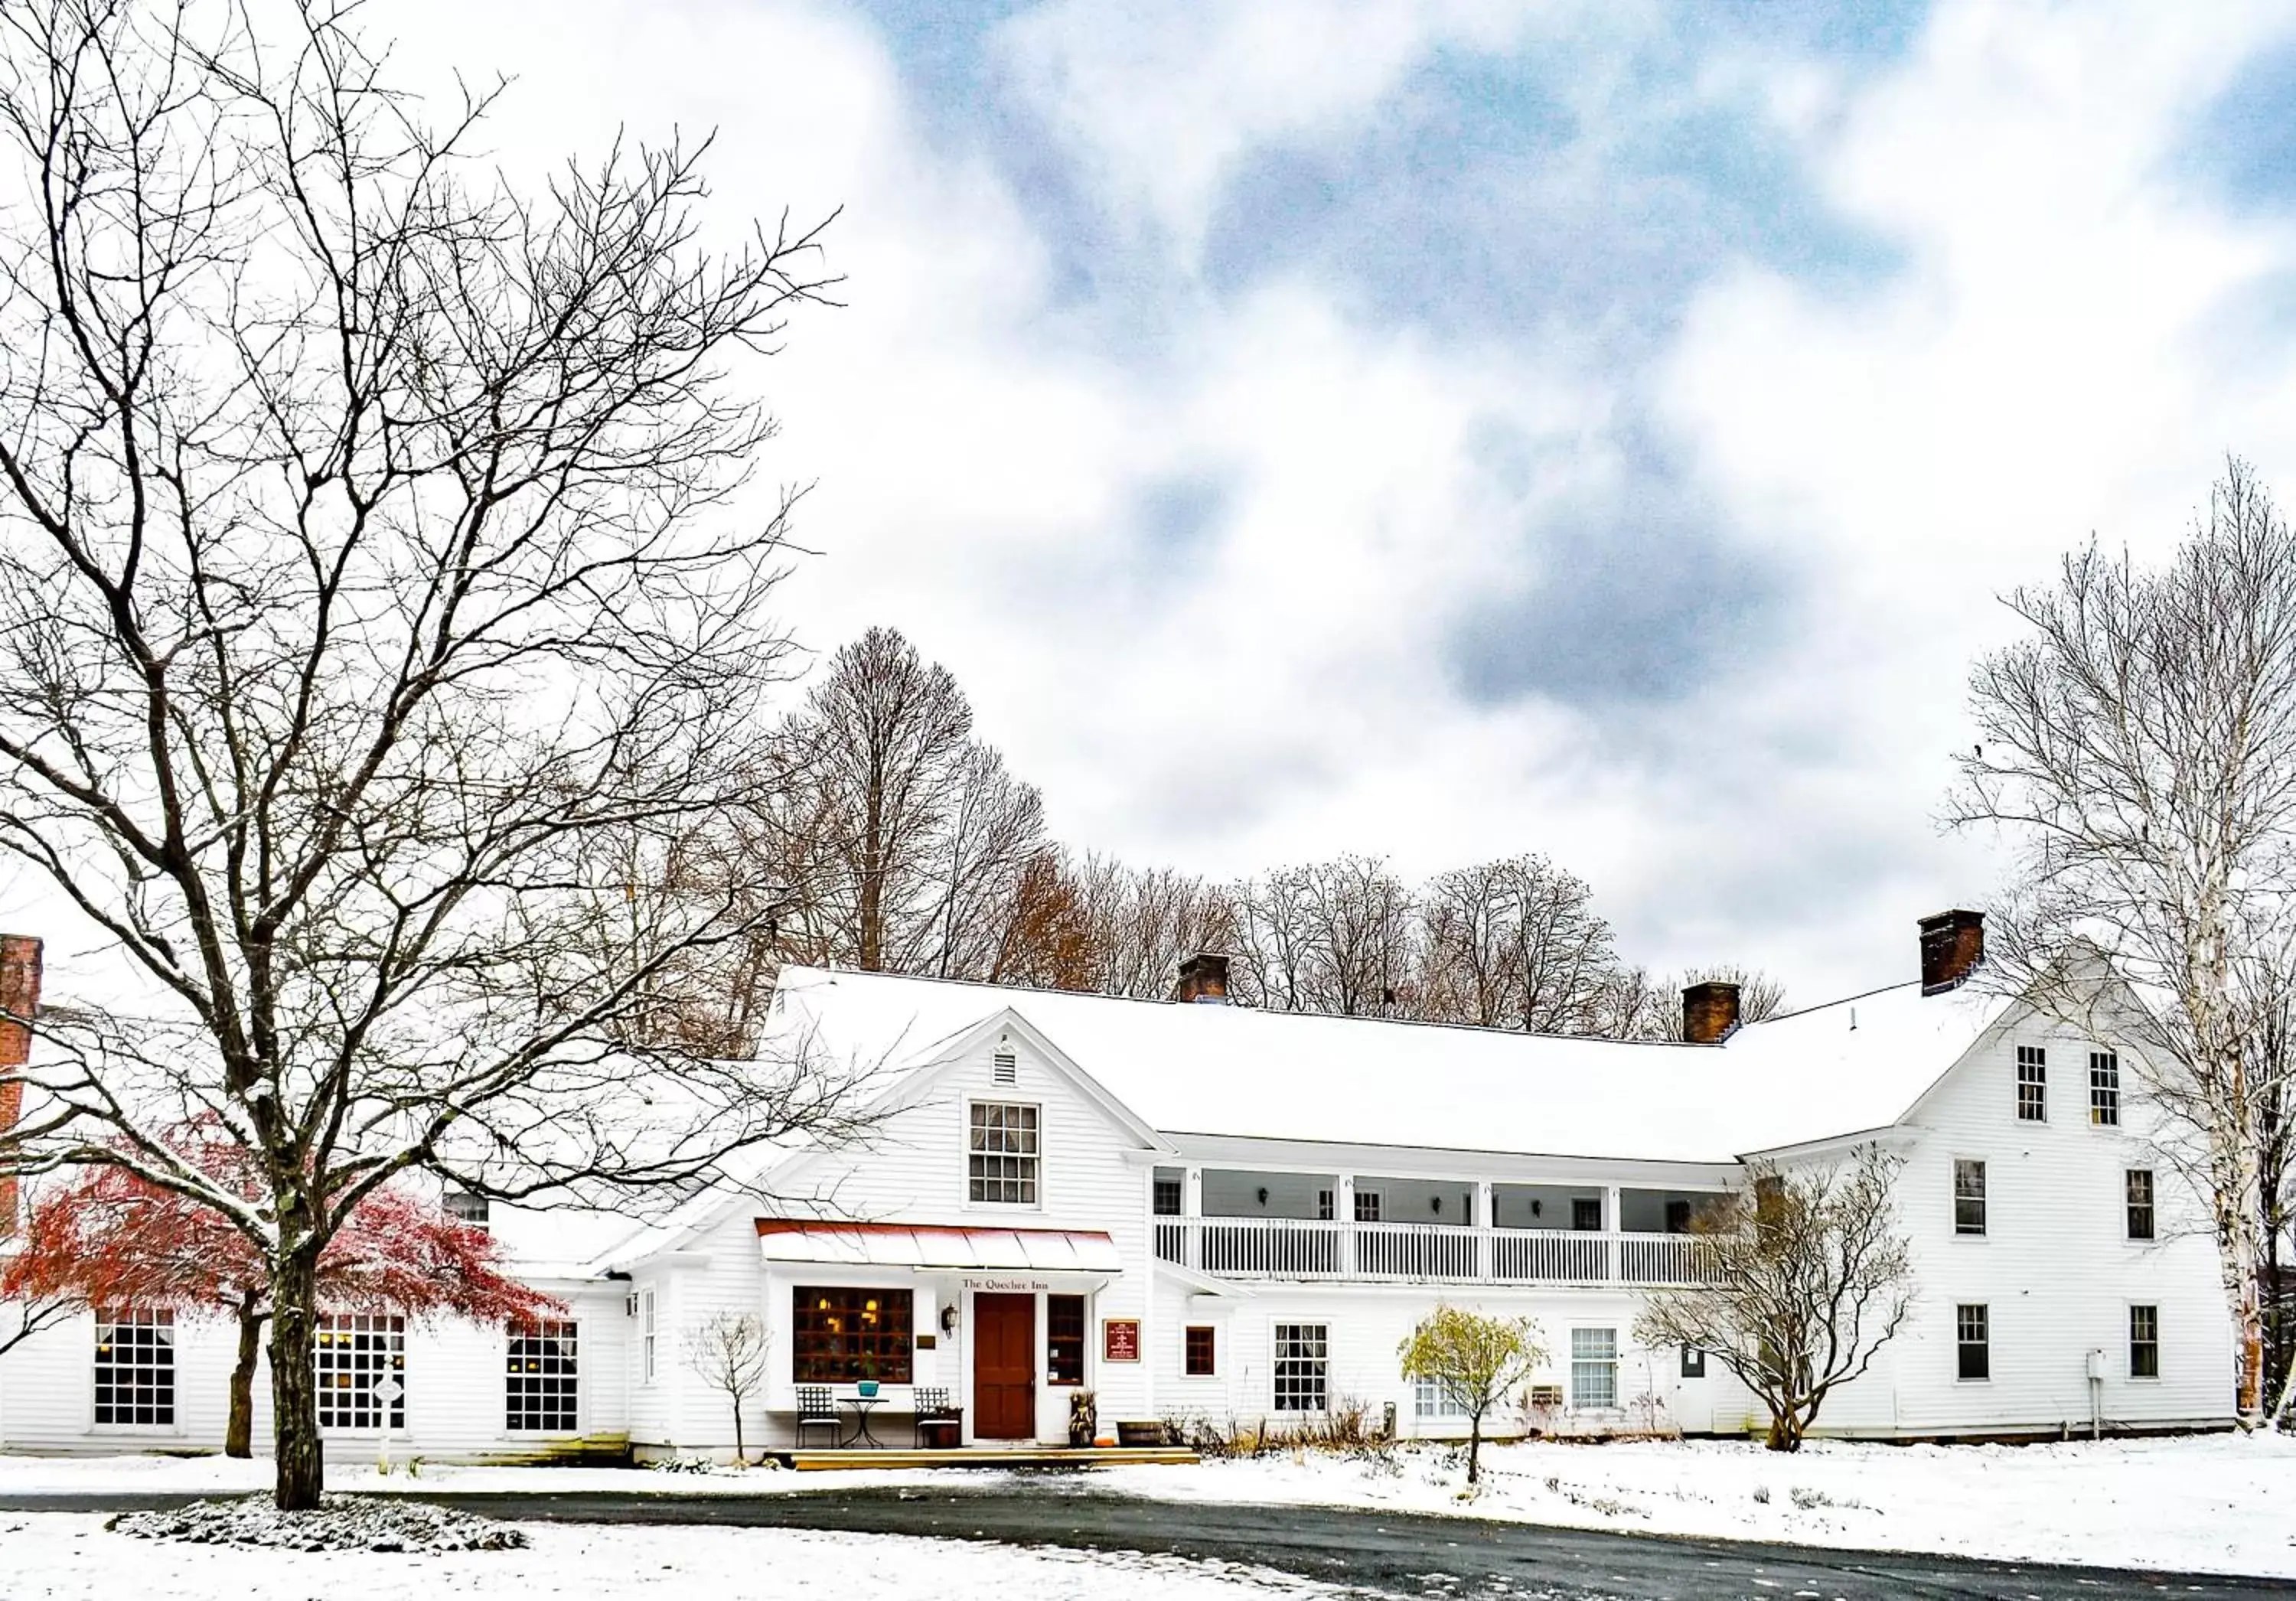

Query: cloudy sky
<box><xmin>360</xmin><ymin>2</ymin><xmax>2296</xmax><ymax>1000</ymax></box>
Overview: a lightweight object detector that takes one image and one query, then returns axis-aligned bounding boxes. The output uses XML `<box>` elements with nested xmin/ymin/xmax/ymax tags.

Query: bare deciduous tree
<box><xmin>1419</xmin><ymin>856</ymin><xmax>1617</xmax><ymax>1032</ymax></box>
<box><xmin>1635</xmin><ymin>1147</ymin><xmax>1913</xmax><ymax>1452</ymax></box>
<box><xmin>683</xmin><ymin>1311</ymin><xmax>772</xmax><ymax>1463</ymax></box>
<box><xmin>769</xmin><ymin>628</ymin><xmax>1049</xmax><ymax>980</ymax></box>
<box><xmin>1949</xmin><ymin>460</ymin><xmax>2296</xmax><ymax>1425</ymax></box>
<box><xmin>0</xmin><ymin>0</ymin><xmax>868</xmax><ymax>1508</ymax></box>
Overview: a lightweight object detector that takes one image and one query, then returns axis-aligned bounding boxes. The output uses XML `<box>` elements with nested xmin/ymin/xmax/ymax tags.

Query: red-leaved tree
<box><xmin>1</xmin><ymin>1131</ymin><xmax>559</xmax><ymax>1456</ymax></box>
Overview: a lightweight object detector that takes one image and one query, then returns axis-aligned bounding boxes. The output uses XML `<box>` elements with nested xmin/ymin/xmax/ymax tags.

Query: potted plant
<box><xmin>1068</xmin><ymin>1389</ymin><xmax>1097</xmax><ymax>1448</ymax></box>
<box><xmin>856</xmin><ymin>1353</ymin><xmax>880</xmax><ymax>1399</ymax></box>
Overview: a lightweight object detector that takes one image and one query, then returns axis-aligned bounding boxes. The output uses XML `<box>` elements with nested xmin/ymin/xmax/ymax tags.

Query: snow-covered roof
<box><xmin>768</xmin><ymin>967</ymin><xmax>2014</xmax><ymax>1166</ymax></box>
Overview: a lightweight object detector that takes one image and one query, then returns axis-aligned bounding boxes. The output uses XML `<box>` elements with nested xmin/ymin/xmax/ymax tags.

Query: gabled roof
<box><xmin>768</xmin><ymin>967</ymin><xmax>2015</xmax><ymax>1166</ymax></box>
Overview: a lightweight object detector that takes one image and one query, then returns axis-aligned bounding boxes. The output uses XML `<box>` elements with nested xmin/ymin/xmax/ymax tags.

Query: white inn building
<box><xmin>0</xmin><ymin>911</ymin><xmax>2238</xmax><ymax>1458</ymax></box>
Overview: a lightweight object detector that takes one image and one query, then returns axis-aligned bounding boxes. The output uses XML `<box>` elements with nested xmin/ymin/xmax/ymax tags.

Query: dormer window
<box><xmin>968</xmin><ymin>1101</ymin><xmax>1039</xmax><ymax>1205</ymax></box>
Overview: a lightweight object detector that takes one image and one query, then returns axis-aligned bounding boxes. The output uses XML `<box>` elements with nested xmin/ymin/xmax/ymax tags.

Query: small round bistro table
<box><xmin>838</xmin><ymin>1393</ymin><xmax>887</xmax><ymax>1449</ymax></box>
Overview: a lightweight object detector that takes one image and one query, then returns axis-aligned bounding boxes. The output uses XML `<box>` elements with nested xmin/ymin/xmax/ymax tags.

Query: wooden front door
<box><xmin>973</xmin><ymin>1293</ymin><xmax>1035</xmax><ymax>1440</ymax></box>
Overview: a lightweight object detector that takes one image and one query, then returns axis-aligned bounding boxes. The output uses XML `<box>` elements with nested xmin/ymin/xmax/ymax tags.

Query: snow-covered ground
<box><xmin>1097</xmin><ymin>1433</ymin><xmax>2296</xmax><ymax>1578</ymax></box>
<box><xmin>0</xmin><ymin>1433</ymin><xmax>2288</xmax><ymax>1579</ymax></box>
<box><xmin>0</xmin><ymin>1515</ymin><xmax>1335</xmax><ymax>1600</ymax></box>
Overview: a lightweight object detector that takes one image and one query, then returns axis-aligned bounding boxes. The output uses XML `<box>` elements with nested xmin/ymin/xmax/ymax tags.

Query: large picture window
<box><xmin>793</xmin><ymin>1287</ymin><xmax>914</xmax><ymax>1384</ymax></box>
<box><xmin>316</xmin><ymin>1313</ymin><xmax>406</xmax><ymax>1430</ymax></box>
<box><xmin>968</xmin><ymin>1102</ymin><xmax>1039</xmax><ymax>1205</ymax></box>
<box><xmin>1569</xmin><ymin>1327</ymin><xmax>1618</xmax><ymax>1409</ymax></box>
<box><xmin>507</xmin><ymin>1319</ymin><xmax>579</xmax><ymax>1433</ymax></box>
<box><xmin>93</xmin><ymin>1308</ymin><xmax>174</xmax><ymax>1427</ymax></box>
<box><xmin>1272</xmin><ymin>1322</ymin><xmax>1327</xmax><ymax>1412</ymax></box>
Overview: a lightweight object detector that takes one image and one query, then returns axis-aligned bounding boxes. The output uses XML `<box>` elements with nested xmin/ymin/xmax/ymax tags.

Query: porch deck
<box><xmin>771</xmin><ymin>1446</ymin><xmax>1199</xmax><ymax>1470</ymax></box>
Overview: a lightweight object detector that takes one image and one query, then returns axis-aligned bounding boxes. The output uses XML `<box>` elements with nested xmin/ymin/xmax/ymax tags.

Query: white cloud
<box><xmin>18</xmin><ymin>0</ymin><xmax>2296</xmax><ymax>1016</ymax></box>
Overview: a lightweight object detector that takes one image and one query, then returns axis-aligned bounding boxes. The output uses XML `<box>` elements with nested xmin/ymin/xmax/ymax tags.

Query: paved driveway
<box><xmin>3</xmin><ymin>1477</ymin><xmax>2286</xmax><ymax>1600</ymax></box>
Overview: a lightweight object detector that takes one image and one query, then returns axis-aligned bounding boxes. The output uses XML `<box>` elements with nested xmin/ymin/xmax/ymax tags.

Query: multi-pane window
<box><xmin>2129</xmin><ymin>1305</ymin><xmax>2160</xmax><ymax>1379</ymax></box>
<box><xmin>1353</xmin><ymin>1189</ymin><xmax>1382</xmax><ymax>1223</ymax></box>
<box><xmin>967</xmin><ymin>1102</ymin><xmax>1039</xmax><ymax>1205</ymax></box>
<box><xmin>93</xmin><ymin>1308</ymin><xmax>175</xmax><ymax>1427</ymax></box>
<box><xmin>1153</xmin><ymin>1176</ymin><xmax>1183</xmax><ymax>1217</ymax></box>
<box><xmin>1572</xmin><ymin>1196</ymin><xmax>1603</xmax><ymax>1232</ymax></box>
<box><xmin>1046</xmin><ymin>1295</ymin><xmax>1085</xmax><ymax>1387</ymax></box>
<box><xmin>1184</xmin><ymin>1325</ymin><xmax>1217</xmax><ymax>1377</ymax></box>
<box><xmin>2089</xmin><ymin>1052</ymin><xmax>2121</xmax><ymax>1127</ymax></box>
<box><xmin>443</xmin><ymin>1188</ymin><xmax>491</xmax><ymax>1229</ymax></box>
<box><xmin>1316</xmin><ymin>1189</ymin><xmax>1335</xmax><ymax>1221</ymax></box>
<box><xmin>1570</xmin><ymin>1327</ymin><xmax>1619</xmax><ymax>1409</ymax></box>
<box><xmin>1953</xmin><ymin>1159</ymin><xmax>1988</xmax><ymax>1236</ymax></box>
<box><xmin>792</xmin><ymin>1287</ymin><xmax>914</xmax><ymax>1384</ymax></box>
<box><xmin>1955</xmin><ymin>1304</ymin><xmax>1990</xmax><ymax>1381</ymax></box>
<box><xmin>1272</xmin><ymin>1323</ymin><xmax>1328</xmax><ymax>1412</ymax></box>
<box><xmin>316</xmin><ymin>1313</ymin><xmax>406</xmax><ymax>1430</ymax></box>
<box><xmin>506</xmin><ymin>1319</ymin><xmax>579</xmax><ymax>1432</ymax></box>
<box><xmin>2016</xmin><ymin>1046</ymin><xmax>2047</xmax><ymax>1121</ymax></box>
<box><xmin>640</xmin><ymin>1288</ymin><xmax>657</xmax><ymax>1384</ymax></box>
<box><xmin>2126</xmin><ymin>1169</ymin><xmax>2156</xmax><ymax>1241</ymax></box>
<box><xmin>1414</xmin><ymin>1376</ymin><xmax>1469</xmax><ymax>1420</ymax></box>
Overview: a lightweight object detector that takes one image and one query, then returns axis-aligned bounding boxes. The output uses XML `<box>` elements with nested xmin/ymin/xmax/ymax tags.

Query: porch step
<box><xmin>775</xmin><ymin>1446</ymin><xmax>1198</xmax><ymax>1470</ymax></box>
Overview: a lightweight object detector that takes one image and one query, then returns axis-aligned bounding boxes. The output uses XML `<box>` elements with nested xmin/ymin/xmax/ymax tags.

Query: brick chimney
<box><xmin>0</xmin><ymin>934</ymin><xmax>40</xmax><ymax>1237</ymax></box>
<box><xmin>1919</xmin><ymin>909</ymin><xmax>1985</xmax><ymax>995</ymax></box>
<box><xmin>1174</xmin><ymin>952</ymin><xmax>1230</xmax><ymax>1005</ymax></box>
<box><xmin>1681</xmin><ymin>980</ymin><xmax>1740</xmax><ymax>1044</ymax></box>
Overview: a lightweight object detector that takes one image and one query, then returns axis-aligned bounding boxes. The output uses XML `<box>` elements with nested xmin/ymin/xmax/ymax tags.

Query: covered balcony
<box><xmin>1151</xmin><ymin>1166</ymin><xmax>1723</xmax><ymax>1288</ymax></box>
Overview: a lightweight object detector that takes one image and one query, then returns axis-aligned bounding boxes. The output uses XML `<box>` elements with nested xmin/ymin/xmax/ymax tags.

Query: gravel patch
<box><xmin>109</xmin><ymin>1495</ymin><xmax>529</xmax><ymax>1552</ymax></box>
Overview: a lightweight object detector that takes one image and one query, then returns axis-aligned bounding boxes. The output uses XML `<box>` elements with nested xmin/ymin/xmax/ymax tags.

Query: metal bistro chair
<box><xmin>794</xmin><ymin>1385</ymin><xmax>842</xmax><ymax>1449</ymax></box>
<box><xmin>912</xmin><ymin>1386</ymin><xmax>964</xmax><ymax>1449</ymax></box>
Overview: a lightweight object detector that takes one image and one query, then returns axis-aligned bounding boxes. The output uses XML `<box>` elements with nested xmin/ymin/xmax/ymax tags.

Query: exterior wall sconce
<box><xmin>1257</xmin><ymin>1186</ymin><xmax>1269</xmax><ymax>1206</ymax></box>
<box><xmin>1430</xmin><ymin>1195</ymin><xmax>1443</xmax><ymax>1215</ymax></box>
<box><xmin>940</xmin><ymin>1303</ymin><xmax>960</xmax><ymax>1336</ymax></box>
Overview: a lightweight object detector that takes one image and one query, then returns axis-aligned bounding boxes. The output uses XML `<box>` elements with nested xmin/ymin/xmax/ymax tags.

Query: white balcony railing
<box><xmin>1152</xmin><ymin>1216</ymin><xmax>1715</xmax><ymax>1287</ymax></box>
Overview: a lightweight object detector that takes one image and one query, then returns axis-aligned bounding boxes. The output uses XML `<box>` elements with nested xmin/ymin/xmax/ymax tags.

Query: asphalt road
<box><xmin>4</xmin><ymin>1477</ymin><xmax>2287</xmax><ymax>1601</ymax></box>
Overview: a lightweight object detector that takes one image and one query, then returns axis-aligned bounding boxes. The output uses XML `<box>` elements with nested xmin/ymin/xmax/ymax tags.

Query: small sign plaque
<box><xmin>370</xmin><ymin>1375</ymin><xmax>403</xmax><ymax>1406</ymax></box>
<box><xmin>1102</xmin><ymin>1319</ymin><xmax>1140</xmax><ymax>1363</ymax></box>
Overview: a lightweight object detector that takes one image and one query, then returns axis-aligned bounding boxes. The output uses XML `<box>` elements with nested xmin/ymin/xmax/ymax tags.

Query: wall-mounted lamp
<box><xmin>1430</xmin><ymin>1195</ymin><xmax>1443</xmax><ymax>1215</ymax></box>
<box><xmin>1531</xmin><ymin>1198</ymin><xmax>1543</xmax><ymax>1218</ymax></box>
<box><xmin>1257</xmin><ymin>1186</ymin><xmax>1269</xmax><ymax>1206</ymax></box>
<box><xmin>624</xmin><ymin>1292</ymin><xmax>639</xmax><ymax>1319</ymax></box>
<box><xmin>940</xmin><ymin>1303</ymin><xmax>960</xmax><ymax>1336</ymax></box>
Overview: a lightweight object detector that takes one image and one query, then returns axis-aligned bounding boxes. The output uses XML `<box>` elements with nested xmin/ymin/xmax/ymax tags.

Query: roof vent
<box><xmin>993</xmin><ymin>1048</ymin><xmax>1017</xmax><ymax>1086</ymax></box>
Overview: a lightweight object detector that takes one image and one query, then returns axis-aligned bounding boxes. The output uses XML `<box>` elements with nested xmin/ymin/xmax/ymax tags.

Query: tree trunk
<box><xmin>268</xmin><ymin>1247</ymin><xmax>326</xmax><ymax>1509</ymax></box>
<box><xmin>733</xmin><ymin>1397</ymin><xmax>745</xmax><ymax>1465</ymax></box>
<box><xmin>225</xmin><ymin>1299</ymin><xmax>265</xmax><ymax>1459</ymax></box>
<box><xmin>1466</xmin><ymin>1417</ymin><xmax>1482</xmax><ymax>1485</ymax></box>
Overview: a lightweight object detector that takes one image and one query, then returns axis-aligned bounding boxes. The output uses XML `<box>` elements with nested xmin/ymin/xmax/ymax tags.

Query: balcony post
<box><xmin>1185</xmin><ymin>1166</ymin><xmax>1202</xmax><ymax>1269</ymax></box>
<box><xmin>1475</xmin><ymin>1181</ymin><xmax>1494</xmax><ymax>1280</ymax></box>
<box><xmin>1605</xmin><ymin>1185</ymin><xmax>1622</xmax><ymax>1281</ymax></box>
<box><xmin>1337</xmin><ymin>1175</ymin><xmax>1355</xmax><ymax>1277</ymax></box>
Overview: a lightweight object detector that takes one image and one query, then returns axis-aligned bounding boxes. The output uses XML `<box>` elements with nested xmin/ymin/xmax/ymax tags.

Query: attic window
<box><xmin>444</xmin><ymin>1188</ymin><xmax>491</xmax><ymax>1230</ymax></box>
<box><xmin>993</xmin><ymin>1049</ymin><xmax>1018</xmax><ymax>1087</ymax></box>
<box><xmin>2016</xmin><ymin>1045</ymin><xmax>2047</xmax><ymax>1122</ymax></box>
